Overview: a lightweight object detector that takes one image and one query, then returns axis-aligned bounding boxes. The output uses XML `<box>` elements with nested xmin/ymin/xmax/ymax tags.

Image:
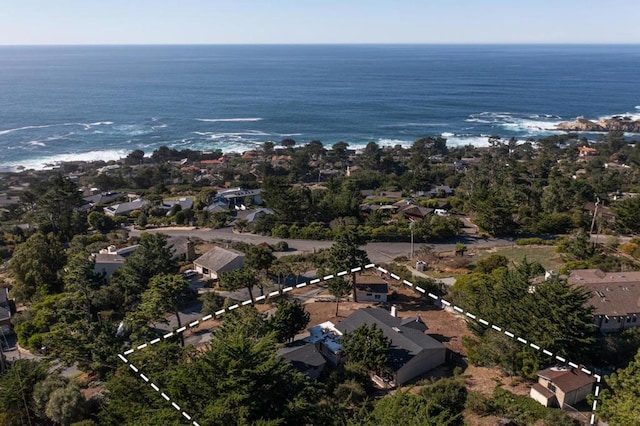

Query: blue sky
<box><xmin>2</xmin><ymin>0</ymin><xmax>639</xmax><ymax>45</ymax></box>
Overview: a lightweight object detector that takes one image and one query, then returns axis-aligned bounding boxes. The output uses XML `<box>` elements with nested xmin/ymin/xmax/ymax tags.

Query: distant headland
<box><xmin>557</xmin><ymin>115</ymin><xmax>640</xmax><ymax>133</ymax></box>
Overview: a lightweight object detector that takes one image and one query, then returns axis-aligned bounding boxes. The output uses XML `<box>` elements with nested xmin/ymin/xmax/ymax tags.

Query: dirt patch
<box><xmin>301</xmin><ymin>278</ymin><xmax>473</xmax><ymax>357</ymax></box>
<box><xmin>304</xmin><ymin>300</ymin><xmax>377</xmax><ymax>326</ymax></box>
<box><xmin>463</xmin><ymin>365</ymin><xmax>531</xmax><ymax>397</ymax></box>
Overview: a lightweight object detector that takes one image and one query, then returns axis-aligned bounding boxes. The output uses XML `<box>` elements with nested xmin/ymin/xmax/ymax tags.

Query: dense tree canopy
<box><xmin>599</xmin><ymin>348</ymin><xmax>640</xmax><ymax>425</ymax></box>
<box><xmin>8</xmin><ymin>232</ymin><xmax>66</xmax><ymax>302</ymax></box>
<box><xmin>267</xmin><ymin>299</ymin><xmax>310</xmax><ymax>343</ymax></box>
<box><xmin>341</xmin><ymin>323</ymin><xmax>390</xmax><ymax>373</ymax></box>
<box><xmin>452</xmin><ymin>262</ymin><xmax>596</xmax><ymax>378</ymax></box>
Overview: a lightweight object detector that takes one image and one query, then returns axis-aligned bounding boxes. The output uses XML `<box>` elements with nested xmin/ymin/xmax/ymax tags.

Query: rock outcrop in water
<box><xmin>557</xmin><ymin>116</ymin><xmax>640</xmax><ymax>133</ymax></box>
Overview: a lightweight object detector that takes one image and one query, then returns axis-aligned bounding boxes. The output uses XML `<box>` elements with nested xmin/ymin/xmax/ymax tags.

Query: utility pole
<box><xmin>409</xmin><ymin>220</ymin><xmax>415</xmax><ymax>259</ymax></box>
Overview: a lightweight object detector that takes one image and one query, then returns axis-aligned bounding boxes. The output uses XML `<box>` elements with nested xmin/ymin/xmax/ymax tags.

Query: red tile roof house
<box><xmin>568</xmin><ymin>269</ymin><xmax>640</xmax><ymax>332</ymax></box>
<box><xmin>530</xmin><ymin>366</ymin><xmax>595</xmax><ymax>408</ymax></box>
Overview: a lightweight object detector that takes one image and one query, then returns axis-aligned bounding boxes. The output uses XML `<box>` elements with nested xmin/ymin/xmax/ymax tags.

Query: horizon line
<box><xmin>1</xmin><ymin>42</ymin><xmax>640</xmax><ymax>47</ymax></box>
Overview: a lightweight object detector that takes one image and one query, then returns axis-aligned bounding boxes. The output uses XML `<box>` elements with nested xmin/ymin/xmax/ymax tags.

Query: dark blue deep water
<box><xmin>1</xmin><ymin>44</ymin><xmax>639</xmax><ymax>170</ymax></box>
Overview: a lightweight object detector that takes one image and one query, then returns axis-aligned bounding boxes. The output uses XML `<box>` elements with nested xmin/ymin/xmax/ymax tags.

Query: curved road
<box><xmin>130</xmin><ymin>226</ymin><xmax>515</xmax><ymax>264</ymax></box>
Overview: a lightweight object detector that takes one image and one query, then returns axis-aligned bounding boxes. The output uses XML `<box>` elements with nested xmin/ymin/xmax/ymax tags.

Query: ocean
<box><xmin>1</xmin><ymin>44</ymin><xmax>639</xmax><ymax>171</ymax></box>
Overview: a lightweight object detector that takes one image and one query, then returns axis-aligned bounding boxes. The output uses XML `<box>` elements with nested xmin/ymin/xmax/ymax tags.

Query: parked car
<box><xmin>182</xmin><ymin>269</ymin><xmax>198</xmax><ymax>279</ymax></box>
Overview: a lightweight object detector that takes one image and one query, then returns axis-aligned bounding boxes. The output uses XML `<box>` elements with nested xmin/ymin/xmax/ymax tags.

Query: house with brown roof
<box><xmin>193</xmin><ymin>246</ymin><xmax>245</xmax><ymax>280</ymax></box>
<box><xmin>568</xmin><ymin>269</ymin><xmax>640</xmax><ymax>332</ymax></box>
<box><xmin>577</xmin><ymin>146</ymin><xmax>598</xmax><ymax>158</ymax></box>
<box><xmin>530</xmin><ymin>366</ymin><xmax>595</xmax><ymax>408</ymax></box>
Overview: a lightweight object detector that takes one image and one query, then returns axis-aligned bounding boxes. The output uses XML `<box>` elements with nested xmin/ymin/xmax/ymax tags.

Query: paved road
<box><xmin>131</xmin><ymin>226</ymin><xmax>515</xmax><ymax>264</ymax></box>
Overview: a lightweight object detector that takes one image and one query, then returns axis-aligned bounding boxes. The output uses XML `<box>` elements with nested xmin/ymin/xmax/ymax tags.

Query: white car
<box><xmin>182</xmin><ymin>269</ymin><xmax>197</xmax><ymax>279</ymax></box>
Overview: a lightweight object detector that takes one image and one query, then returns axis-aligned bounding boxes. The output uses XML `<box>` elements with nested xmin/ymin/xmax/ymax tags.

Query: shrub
<box><xmin>475</xmin><ymin>254</ymin><xmax>509</xmax><ymax>274</ymax></box>
<box><xmin>274</xmin><ymin>241</ymin><xmax>289</xmax><ymax>252</ymax></box>
<box><xmin>516</xmin><ymin>237</ymin><xmax>555</xmax><ymax>246</ymax></box>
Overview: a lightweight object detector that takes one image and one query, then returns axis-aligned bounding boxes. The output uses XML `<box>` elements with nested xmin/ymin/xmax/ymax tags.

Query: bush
<box><xmin>465</xmin><ymin>391</ymin><xmax>494</xmax><ymax>415</ymax></box>
<box><xmin>27</xmin><ymin>333</ymin><xmax>44</xmax><ymax>351</ymax></box>
<box><xmin>516</xmin><ymin>237</ymin><xmax>555</xmax><ymax>246</ymax></box>
<box><xmin>474</xmin><ymin>254</ymin><xmax>509</xmax><ymax>274</ymax></box>
<box><xmin>274</xmin><ymin>241</ymin><xmax>289</xmax><ymax>252</ymax></box>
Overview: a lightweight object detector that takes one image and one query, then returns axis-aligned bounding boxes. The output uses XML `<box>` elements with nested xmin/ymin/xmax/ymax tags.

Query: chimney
<box><xmin>390</xmin><ymin>305</ymin><xmax>398</xmax><ymax>318</ymax></box>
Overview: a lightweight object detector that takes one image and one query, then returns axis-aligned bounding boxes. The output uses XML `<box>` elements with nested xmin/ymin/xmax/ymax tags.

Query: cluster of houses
<box><xmin>79</xmin><ymin>187</ymin><xmax>267</xmax><ymax>221</ymax></box>
<box><xmin>359</xmin><ymin>187</ymin><xmax>454</xmax><ymax>221</ymax></box>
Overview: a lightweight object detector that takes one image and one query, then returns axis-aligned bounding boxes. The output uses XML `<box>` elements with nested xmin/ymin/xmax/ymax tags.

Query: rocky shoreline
<box><xmin>557</xmin><ymin>115</ymin><xmax>640</xmax><ymax>133</ymax></box>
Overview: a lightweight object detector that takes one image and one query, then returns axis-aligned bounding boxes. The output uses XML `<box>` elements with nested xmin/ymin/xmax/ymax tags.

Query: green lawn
<box><xmin>473</xmin><ymin>245</ymin><xmax>565</xmax><ymax>272</ymax></box>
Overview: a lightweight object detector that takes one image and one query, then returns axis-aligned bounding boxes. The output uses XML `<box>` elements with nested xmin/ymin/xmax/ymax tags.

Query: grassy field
<box><xmin>471</xmin><ymin>245</ymin><xmax>565</xmax><ymax>272</ymax></box>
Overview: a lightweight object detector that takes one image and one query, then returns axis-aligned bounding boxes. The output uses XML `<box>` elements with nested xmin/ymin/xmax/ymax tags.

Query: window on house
<box><xmin>633</xmin><ymin>316</ymin><xmax>638</xmax><ymax>323</ymax></box>
<box><xmin>547</xmin><ymin>383</ymin><xmax>556</xmax><ymax>392</ymax></box>
<box><xmin>627</xmin><ymin>317</ymin><xmax>631</xmax><ymax>323</ymax></box>
<box><xmin>366</xmin><ymin>293</ymin><xmax>372</xmax><ymax>296</ymax></box>
<box><xmin>374</xmin><ymin>294</ymin><xmax>381</xmax><ymax>300</ymax></box>
<box><xmin>605</xmin><ymin>318</ymin><xmax>609</xmax><ymax>323</ymax></box>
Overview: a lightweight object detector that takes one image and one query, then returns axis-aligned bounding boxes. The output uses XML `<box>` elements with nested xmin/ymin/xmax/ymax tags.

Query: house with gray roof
<box><xmin>306</xmin><ymin>307</ymin><xmax>446</xmax><ymax>387</ymax></box>
<box><xmin>277</xmin><ymin>343</ymin><xmax>327</xmax><ymax>379</ymax></box>
<box><xmin>161</xmin><ymin>197</ymin><xmax>194</xmax><ymax>216</ymax></box>
<box><xmin>193</xmin><ymin>246</ymin><xmax>245</xmax><ymax>280</ymax></box>
<box><xmin>103</xmin><ymin>199</ymin><xmax>148</xmax><ymax>217</ymax></box>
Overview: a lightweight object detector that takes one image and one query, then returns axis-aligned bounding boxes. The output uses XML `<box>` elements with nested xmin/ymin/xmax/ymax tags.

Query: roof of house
<box><xmin>335</xmin><ymin>307</ymin><xmax>444</xmax><ymax>370</ymax></box>
<box><xmin>400</xmin><ymin>316</ymin><xmax>428</xmax><ymax>332</ymax></box>
<box><xmin>104</xmin><ymin>199</ymin><xmax>148</xmax><ymax>215</ymax></box>
<box><xmin>162</xmin><ymin>197</ymin><xmax>194</xmax><ymax>211</ymax></box>
<box><xmin>217</xmin><ymin>187</ymin><xmax>262</xmax><ymax>199</ymax></box>
<box><xmin>400</xmin><ymin>205</ymin><xmax>434</xmax><ymax>218</ymax></box>
<box><xmin>531</xmin><ymin>383</ymin><xmax>556</xmax><ymax>400</ymax></box>
<box><xmin>568</xmin><ymin>269</ymin><xmax>640</xmax><ymax>316</ymax></box>
<box><xmin>355</xmin><ymin>283</ymin><xmax>388</xmax><ymax>294</ymax></box>
<box><xmin>278</xmin><ymin>343</ymin><xmax>327</xmax><ymax>370</ymax></box>
<box><xmin>205</xmin><ymin>201</ymin><xmax>229</xmax><ymax>212</ymax></box>
<box><xmin>240</xmin><ymin>208</ymin><xmax>275</xmax><ymax>223</ymax></box>
<box><xmin>537</xmin><ymin>367</ymin><xmax>596</xmax><ymax>393</ymax></box>
<box><xmin>94</xmin><ymin>253</ymin><xmax>126</xmax><ymax>265</ymax></box>
<box><xmin>0</xmin><ymin>287</ymin><xmax>8</xmax><ymax>305</ymax></box>
<box><xmin>0</xmin><ymin>305</ymin><xmax>10</xmax><ymax>321</ymax></box>
<box><xmin>194</xmin><ymin>246</ymin><xmax>244</xmax><ymax>271</ymax></box>
<box><xmin>83</xmin><ymin>191</ymin><xmax>123</xmax><ymax>205</ymax></box>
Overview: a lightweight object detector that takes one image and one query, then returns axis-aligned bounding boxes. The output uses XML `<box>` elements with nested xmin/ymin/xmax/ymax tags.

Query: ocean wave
<box><xmin>27</xmin><ymin>141</ymin><xmax>46</xmax><ymax>147</ymax></box>
<box><xmin>379</xmin><ymin>122</ymin><xmax>450</xmax><ymax>128</ymax></box>
<box><xmin>0</xmin><ymin>121</ymin><xmax>115</xmax><ymax>137</ymax></box>
<box><xmin>195</xmin><ymin>118</ymin><xmax>263</xmax><ymax>123</ymax></box>
<box><xmin>2</xmin><ymin>149</ymin><xmax>130</xmax><ymax>172</ymax></box>
<box><xmin>194</xmin><ymin>130</ymin><xmax>271</xmax><ymax>139</ymax></box>
<box><xmin>466</xmin><ymin>111</ymin><xmax>564</xmax><ymax>133</ymax></box>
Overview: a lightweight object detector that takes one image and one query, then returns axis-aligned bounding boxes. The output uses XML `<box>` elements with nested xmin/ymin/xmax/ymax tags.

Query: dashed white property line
<box><xmin>118</xmin><ymin>267</ymin><xmax>370</xmax><ymax>423</ymax></box>
<box><xmin>377</xmin><ymin>270</ymin><xmax>602</xmax><ymax>425</ymax></box>
<box><xmin>117</xmin><ymin>351</ymin><xmax>198</xmax><ymax>425</ymax></box>
<box><xmin>118</xmin><ymin>263</ymin><xmax>602</xmax><ymax>425</ymax></box>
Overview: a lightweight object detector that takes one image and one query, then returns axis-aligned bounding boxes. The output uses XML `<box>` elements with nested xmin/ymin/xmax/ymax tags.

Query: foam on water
<box><xmin>0</xmin><ymin>121</ymin><xmax>113</xmax><ymax>137</ymax></box>
<box><xmin>2</xmin><ymin>149</ymin><xmax>130</xmax><ymax>172</ymax></box>
<box><xmin>195</xmin><ymin>118</ymin><xmax>263</xmax><ymax>123</ymax></box>
<box><xmin>466</xmin><ymin>112</ymin><xmax>564</xmax><ymax>134</ymax></box>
